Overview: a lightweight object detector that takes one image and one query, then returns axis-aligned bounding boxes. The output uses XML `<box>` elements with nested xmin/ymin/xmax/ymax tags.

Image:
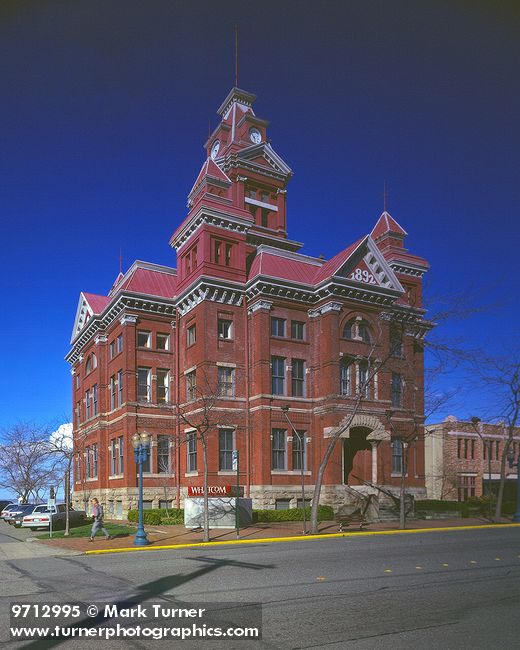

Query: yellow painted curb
<box><xmin>84</xmin><ymin>522</ymin><xmax>520</xmax><ymax>555</ymax></box>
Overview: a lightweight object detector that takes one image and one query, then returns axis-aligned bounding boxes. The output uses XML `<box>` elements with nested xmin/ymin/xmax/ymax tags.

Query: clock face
<box><xmin>210</xmin><ymin>140</ymin><xmax>220</xmax><ymax>159</ymax></box>
<box><xmin>249</xmin><ymin>128</ymin><xmax>262</xmax><ymax>144</ymax></box>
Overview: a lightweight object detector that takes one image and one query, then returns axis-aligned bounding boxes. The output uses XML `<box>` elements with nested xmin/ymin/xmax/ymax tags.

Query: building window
<box><xmin>117</xmin><ymin>436</ymin><xmax>124</xmax><ymax>474</ymax></box>
<box><xmin>137</xmin><ymin>330</ymin><xmax>151</xmax><ymax>348</ymax></box>
<box><xmin>157</xmin><ymin>333</ymin><xmax>170</xmax><ymax>350</ymax></box>
<box><xmin>358</xmin><ymin>361</ymin><xmax>371</xmax><ymax>399</ymax></box>
<box><xmin>186</xmin><ymin>370</ymin><xmax>196</xmax><ymax>401</ymax></box>
<box><xmin>110</xmin><ymin>375</ymin><xmax>116</xmax><ymax>410</ymax></box>
<box><xmin>137</xmin><ymin>367</ymin><xmax>151</xmax><ymax>402</ymax></box>
<box><xmin>109</xmin><ymin>341</ymin><xmax>115</xmax><ymax>359</ymax></box>
<box><xmin>458</xmin><ymin>475</ymin><xmax>476</xmax><ymax>501</ymax></box>
<box><xmin>110</xmin><ymin>439</ymin><xmax>116</xmax><ymax>475</ymax></box>
<box><xmin>214</xmin><ymin>240</ymin><xmax>222</xmax><ymax>264</ymax></box>
<box><xmin>340</xmin><ymin>358</ymin><xmax>353</xmax><ymax>396</ymax></box>
<box><xmin>76</xmin><ymin>401</ymin><xmax>81</xmax><ymax>427</ymax></box>
<box><xmin>271</xmin><ymin>356</ymin><xmax>285</xmax><ymax>395</ymax></box>
<box><xmin>261</xmin><ymin>208</ymin><xmax>269</xmax><ymax>228</ymax></box>
<box><xmin>219</xmin><ymin>429</ymin><xmax>234</xmax><ymax>471</ymax></box>
<box><xmin>187</xmin><ymin>432</ymin><xmax>197</xmax><ymax>472</ymax></box>
<box><xmin>470</xmin><ymin>439</ymin><xmax>475</xmax><ymax>460</ymax></box>
<box><xmin>275</xmin><ymin>498</ymin><xmax>291</xmax><ymax>510</ymax></box>
<box><xmin>495</xmin><ymin>440</ymin><xmax>500</xmax><ymax>460</ymax></box>
<box><xmin>187</xmin><ymin>324</ymin><xmax>196</xmax><ymax>346</ymax></box>
<box><xmin>391</xmin><ymin>373</ymin><xmax>403</xmax><ymax>407</ymax></box>
<box><xmin>390</xmin><ymin>326</ymin><xmax>404</xmax><ymax>357</ymax></box>
<box><xmin>92</xmin><ymin>384</ymin><xmax>98</xmax><ymax>416</ymax></box>
<box><xmin>159</xmin><ymin>500</ymin><xmax>171</xmax><ymax>509</ymax></box>
<box><xmin>91</xmin><ymin>444</ymin><xmax>98</xmax><ymax>477</ymax></box>
<box><xmin>217</xmin><ymin>366</ymin><xmax>235</xmax><ymax>397</ymax></box>
<box><xmin>117</xmin><ymin>369</ymin><xmax>123</xmax><ymax>406</ymax></box>
<box><xmin>85</xmin><ymin>389</ymin><xmax>91</xmax><ymax>419</ymax></box>
<box><xmin>391</xmin><ymin>439</ymin><xmax>403</xmax><ymax>474</ymax></box>
<box><xmin>75</xmin><ymin>453</ymin><xmax>81</xmax><ymax>482</ymax></box>
<box><xmin>291</xmin><ymin>320</ymin><xmax>305</xmax><ymax>340</ymax></box>
<box><xmin>271</xmin><ymin>317</ymin><xmax>286</xmax><ymax>337</ymax></box>
<box><xmin>85</xmin><ymin>447</ymin><xmax>91</xmax><ymax>478</ymax></box>
<box><xmin>457</xmin><ymin>438</ymin><xmax>463</xmax><ymax>459</ymax></box>
<box><xmin>157</xmin><ymin>369</ymin><xmax>170</xmax><ymax>404</ymax></box>
<box><xmin>157</xmin><ymin>435</ymin><xmax>170</xmax><ymax>473</ymax></box>
<box><xmin>75</xmin><ymin>374</ymin><xmax>80</xmax><ymax>389</ymax></box>
<box><xmin>291</xmin><ymin>359</ymin><xmax>305</xmax><ymax>397</ymax></box>
<box><xmin>225</xmin><ymin>243</ymin><xmax>232</xmax><ymax>266</ymax></box>
<box><xmin>85</xmin><ymin>353</ymin><xmax>97</xmax><ymax>374</ymax></box>
<box><xmin>116</xmin><ymin>334</ymin><xmax>123</xmax><ymax>353</ymax></box>
<box><xmin>343</xmin><ymin>319</ymin><xmax>370</xmax><ymax>342</ymax></box>
<box><xmin>272</xmin><ymin>429</ymin><xmax>287</xmax><ymax>470</ymax></box>
<box><xmin>218</xmin><ymin>319</ymin><xmax>232</xmax><ymax>339</ymax></box>
<box><xmin>292</xmin><ymin>431</ymin><xmax>307</xmax><ymax>470</ymax></box>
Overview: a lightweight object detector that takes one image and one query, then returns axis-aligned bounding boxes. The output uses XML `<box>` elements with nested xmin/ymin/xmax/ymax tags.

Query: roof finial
<box><xmin>383</xmin><ymin>180</ymin><xmax>388</xmax><ymax>212</ymax></box>
<box><xmin>234</xmin><ymin>25</ymin><xmax>239</xmax><ymax>87</ymax></box>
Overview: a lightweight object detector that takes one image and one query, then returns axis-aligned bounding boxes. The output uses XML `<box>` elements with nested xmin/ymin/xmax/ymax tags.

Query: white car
<box><xmin>21</xmin><ymin>504</ymin><xmax>87</xmax><ymax>530</ymax></box>
<box><xmin>1</xmin><ymin>504</ymin><xmax>18</xmax><ymax>520</ymax></box>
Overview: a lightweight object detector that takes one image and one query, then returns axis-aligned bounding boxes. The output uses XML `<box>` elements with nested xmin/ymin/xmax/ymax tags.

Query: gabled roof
<box><xmin>83</xmin><ymin>292</ymin><xmax>111</xmax><ymax>313</ymax></box>
<box><xmin>237</xmin><ymin>142</ymin><xmax>293</xmax><ymax>177</ymax></box>
<box><xmin>312</xmin><ymin>239</ymin><xmax>363</xmax><ymax>285</ymax></box>
<box><xmin>371</xmin><ymin>211</ymin><xmax>408</xmax><ymax>240</ymax></box>
<box><xmin>188</xmin><ymin>157</ymin><xmax>231</xmax><ymax>201</ymax></box>
<box><xmin>70</xmin><ymin>292</ymin><xmax>110</xmax><ymax>343</ymax></box>
<box><xmin>248</xmin><ymin>249</ymin><xmax>319</xmax><ymax>284</ymax></box>
<box><xmin>118</xmin><ymin>263</ymin><xmax>177</xmax><ymax>299</ymax></box>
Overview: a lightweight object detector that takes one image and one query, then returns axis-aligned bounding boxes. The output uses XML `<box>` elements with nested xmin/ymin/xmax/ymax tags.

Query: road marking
<box><xmin>442</xmin><ymin>563</ymin><xmax>449</xmax><ymax>567</ymax></box>
<box><xmin>415</xmin><ymin>566</ymin><xmax>422</xmax><ymax>570</ymax></box>
<box><xmin>83</xmin><ymin>522</ymin><xmax>520</xmax><ymax>555</ymax></box>
<box><xmin>495</xmin><ymin>557</ymin><xmax>501</xmax><ymax>561</ymax></box>
<box><xmin>384</xmin><ymin>569</ymin><xmax>393</xmax><ymax>573</ymax></box>
<box><xmin>470</xmin><ymin>560</ymin><xmax>477</xmax><ymax>564</ymax></box>
<box><xmin>316</xmin><ymin>576</ymin><xmax>325</xmax><ymax>581</ymax></box>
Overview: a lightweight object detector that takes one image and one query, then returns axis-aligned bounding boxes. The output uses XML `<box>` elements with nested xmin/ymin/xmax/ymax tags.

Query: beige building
<box><xmin>425</xmin><ymin>416</ymin><xmax>520</xmax><ymax>501</ymax></box>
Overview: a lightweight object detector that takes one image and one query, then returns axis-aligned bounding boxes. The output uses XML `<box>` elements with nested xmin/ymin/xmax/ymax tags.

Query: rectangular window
<box><xmin>157</xmin><ymin>435</ymin><xmax>170</xmax><ymax>474</ymax></box>
<box><xmin>76</xmin><ymin>454</ymin><xmax>81</xmax><ymax>483</ymax></box>
<box><xmin>91</xmin><ymin>444</ymin><xmax>98</xmax><ymax>478</ymax></box>
<box><xmin>219</xmin><ymin>428</ymin><xmax>234</xmax><ymax>471</ymax></box>
<box><xmin>157</xmin><ymin>369</ymin><xmax>170</xmax><ymax>404</ymax></box>
<box><xmin>291</xmin><ymin>359</ymin><xmax>305</xmax><ymax>397</ymax></box>
<box><xmin>109</xmin><ymin>341</ymin><xmax>115</xmax><ymax>359</ymax></box>
<box><xmin>157</xmin><ymin>333</ymin><xmax>170</xmax><ymax>350</ymax></box>
<box><xmin>137</xmin><ymin>330</ymin><xmax>151</xmax><ymax>348</ymax></box>
<box><xmin>272</xmin><ymin>429</ymin><xmax>287</xmax><ymax>470</ymax></box>
<box><xmin>187</xmin><ymin>432</ymin><xmax>197</xmax><ymax>472</ymax></box>
<box><xmin>340</xmin><ymin>360</ymin><xmax>352</xmax><ymax>396</ymax></box>
<box><xmin>186</xmin><ymin>370</ymin><xmax>197</xmax><ymax>401</ymax></box>
<box><xmin>457</xmin><ymin>438</ymin><xmax>463</xmax><ymax>459</ymax></box>
<box><xmin>117</xmin><ymin>436</ymin><xmax>124</xmax><ymax>474</ymax></box>
<box><xmin>159</xmin><ymin>500</ymin><xmax>171</xmax><ymax>510</ymax></box>
<box><xmin>471</xmin><ymin>438</ymin><xmax>475</xmax><ymax>459</ymax></box>
<box><xmin>392</xmin><ymin>439</ymin><xmax>403</xmax><ymax>474</ymax></box>
<box><xmin>218</xmin><ymin>319</ymin><xmax>232</xmax><ymax>339</ymax></box>
<box><xmin>225</xmin><ymin>243</ymin><xmax>232</xmax><ymax>266</ymax></box>
<box><xmin>142</xmin><ymin>444</ymin><xmax>151</xmax><ymax>473</ymax></box>
<box><xmin>458</xmin><ymin>475</ymin><xmax>476</xmax><ymax>501</ymax></box>
<box><xmin>291</xmin><ymin>320</ymin><xmax>305</xmax><ymax>340</ymax></box>
<box><xmin>137</xmin><ymin>367</ymin><xmax>151</xmax><ymax>402</ymax></box>
<box><xmin>92</xmin><ymin>384</ymin><xmax>98</xmax><ymax>416</ymax></box>
<box><xmin>275</xmin><ymin>498</ymin><xmax>291</xmax><ymax>510</ymax></box>
<box><xmin>292</xmin><ymin>431</ymin><xmax>307</xmax><ymax>470</ymax></box>
<box><xmin>85</xmin><ymin>389</ymin><xmax>91</xmax><ymax>419</ymax></box>
<box><xmin>495</xmin><ymin>441</ymin><xmax>500</xmax><ymax>460</ymax></box>
<box><xmin>85</xmin><ymin>447</ymin><xmax>91</xmax><ymax>478</ymax></box>
<box><xmin>116</xmin><ymin>334</ymin><xmax>123</xmax><ymax>353</ymax></box>
<box><xmin>110</xmin><ymin>375</ymin><xmax>116</xmax><ymax>410</ymax></box>
<box><xmin>271</xmin><ymin>356</ymin><xmax>285</xmax><ymax>395</ymax></box>
<box><xmin>214</xmin><ymin>240</ymin><xmax>221</xmax><ymax>264</ymax></box>
<box><xmin>217</xmin><ymin>366</ymin><xmax>235</xmax><ymax>397</ymax></box>
<box><xmin>390</xmin><ymin>326</ymin><xmax>404</xmax><ymax>357</ymax></box>
<box><xmin>117</xmin><ymin>370</ymin><xmax>123</xmax><ymax>406</ymax></box>
<box><xmin>76</xmin><ymin>401</ymin><xmax>81</xmax><ymax>427</ymax></box>
<box><xmin>187</xmin><ymin>324</ymin><xmax>196</xmax><ymax>346</ymax></box>
<box><xmin>358</xmin><ymin>362</ymin><xmax>371</xmax><ymax>399</ymax></box>
<box><xmin>391</xmin><ymin>373</ymin><xmax>402</xmax><ymax>407</ymax></box>
<box><xmin>75</xmin><ymin>374</ymin><xmax>80</xmax><ymax>389</ymax></box>
<box><xmin>271</xmin><ymin>317</ymin><xmax>286</xmax><ymax>337</ymax></box>
<box><xmin>110</xmin><ymin>439</ymin><xmax>116</xmax><ymax>475</ymax></box>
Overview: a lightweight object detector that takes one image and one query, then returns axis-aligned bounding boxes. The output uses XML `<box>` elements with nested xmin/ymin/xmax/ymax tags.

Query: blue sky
<box><xmin>1</xmin><ymin>0</ymin><xmax>519</xmax><ymax>430</ymax></box>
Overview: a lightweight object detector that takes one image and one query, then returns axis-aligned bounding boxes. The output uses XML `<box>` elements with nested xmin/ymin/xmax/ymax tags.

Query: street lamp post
<box><xmin>132</xmin><ymin>431</ymin><xmax>151</xmax><ymax>546</ymax></box>
<box><xmin>507</xmin><ymin>449</ymin><xmax>520</xmax><ymax>523</ymax></box>
<box><xmin>282</xmin><ymin>406</ymin><xmax>308</xmax><ymax>535</ymax></box>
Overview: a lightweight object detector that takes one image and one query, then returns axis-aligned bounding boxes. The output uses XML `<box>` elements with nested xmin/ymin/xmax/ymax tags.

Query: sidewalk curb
<box><xmin>84</xmin><ymin>522</ymin><xmax>520</xmax><ymax>555</ymax></box>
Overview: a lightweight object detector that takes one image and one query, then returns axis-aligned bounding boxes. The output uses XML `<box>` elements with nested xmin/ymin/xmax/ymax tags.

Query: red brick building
<box><xmin>67</xmin><ymin>87</ymin><xmax>431</xmax><ymax>518</ymax></box>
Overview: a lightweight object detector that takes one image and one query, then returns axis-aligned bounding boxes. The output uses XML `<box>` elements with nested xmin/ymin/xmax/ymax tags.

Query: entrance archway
<box><xmin>343</xmin><ymin>427</ymin><xmax>372</xmax><ymax>485</ymax></box>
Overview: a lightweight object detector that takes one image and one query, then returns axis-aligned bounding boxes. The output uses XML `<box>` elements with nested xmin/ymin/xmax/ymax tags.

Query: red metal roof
<box><xmin>371</xmin><ymin>211</ymin><xmax>408</xmax><ymax>240</ymax></box>
<box><xmin>312</xmin><ymin>239</ymin><xmax>363</xmax><ymax>284</ymax></box>
<box><xmin>83</xmin><ymin>293</ymin><xmax>111</xmax><ymax>314</ymax></box>
<box><xmin>248</xmin><ymin>252</ymin><xmax>318</xmax><ymax>284</ymax></box>
<box><xmin>188</xmin><ymin>157</ymin><xmax>231</xmax><ymax>199</ymax></box>
<box><xmin>120</xmin><ymin>267</ymin><xmax>177</xmax><ymax>298</ymax></box>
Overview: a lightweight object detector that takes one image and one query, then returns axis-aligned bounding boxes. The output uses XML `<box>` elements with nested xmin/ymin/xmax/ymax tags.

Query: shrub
<box><xmin>127</xmin><ymin>509</ymin><xmax>174</xmax><ymax>525</ymax></box>
<box><xmin>252</xmin><ymin>505</ymin><xmax>334</xmax><ymax>523</ymax></box>
<box><xmin>415</xmin><ymin>500</ymin><xmax>461</xmax><ymax>512</ymax></box>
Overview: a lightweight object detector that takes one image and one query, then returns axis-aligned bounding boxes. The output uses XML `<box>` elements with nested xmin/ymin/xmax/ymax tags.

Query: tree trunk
<box><xmin>202</xmin><ymin>436</ymin><xmax>210</xmax><ymax>543</ymax></box>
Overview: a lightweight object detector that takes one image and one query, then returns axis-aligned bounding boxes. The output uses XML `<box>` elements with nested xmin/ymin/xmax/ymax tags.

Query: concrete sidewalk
<box><xmin>35</xmin><ymin>516</ymin><xmax>517</xmax><ymax>554</ymax></box>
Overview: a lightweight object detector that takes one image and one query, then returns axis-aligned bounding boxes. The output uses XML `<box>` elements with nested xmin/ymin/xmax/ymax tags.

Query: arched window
<box><xmin>342</xmin><ymin>318</ymin><xmax>371</xmax><ymax>343</ymax></box>
<box><xmin>85</xmin><ymin>353</ymin><xmax>97</xmax><ymax>374</ymax></box>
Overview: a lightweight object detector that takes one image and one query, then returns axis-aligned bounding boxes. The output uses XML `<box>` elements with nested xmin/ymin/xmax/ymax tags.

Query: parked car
<box><xmin>11</xmin><ymin>505</ymin><xmax>42</xmax><ymax>528</ymax></box>
<box><xmin>21</xmin><ymin>504</ymin><xmax>87</xmax><ymax>531</ymax></box>
<box><xmin>3</xmin><ymin>504</ymin><xmax>35</xmax><ymax>524</ymax></box>
<box><xmin>0</xmin><ymin>500</ymin><xmax>12</xmax><ymax>512</ymax></box>
<box><xmin>1</xmin><ymin>504</ymin><xmax>18</xmax><ymax>520</ymax></box>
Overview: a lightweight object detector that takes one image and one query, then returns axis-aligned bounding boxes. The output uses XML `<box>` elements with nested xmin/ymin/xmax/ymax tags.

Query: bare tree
<box><xmin>0</xmin><ymin>424</ymin><xmax>62</xmax><ymax>503</ymax></box>
<box><xmin>174</xmin><ymin>370</ymin><xmax>233</xmax><ymax>542</ymax></box>
<box><xmin>48</xmin><ymin>423</ymin><xmax>75</xmax><ymax>535</ymax></box>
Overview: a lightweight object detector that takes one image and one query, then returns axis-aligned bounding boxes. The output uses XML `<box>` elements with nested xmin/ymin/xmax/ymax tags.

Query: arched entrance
<box><xmin>343</xmin><ymin>427</ymin><xmax>372</xmax><ymax>485</ymax></box>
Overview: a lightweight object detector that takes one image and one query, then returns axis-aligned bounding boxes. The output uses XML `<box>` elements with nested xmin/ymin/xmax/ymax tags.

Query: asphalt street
<box><xmin>0</xmin><ymin>525</ymin><xmax>518</xmax><ymax>649</ymax></box>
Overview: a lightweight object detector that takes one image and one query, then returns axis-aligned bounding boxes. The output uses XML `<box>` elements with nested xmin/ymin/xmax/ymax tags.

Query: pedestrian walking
<box><xmin>89</xmin><ymin>498</ymin><xmax>111</xmax><ymax>541</ymax></box>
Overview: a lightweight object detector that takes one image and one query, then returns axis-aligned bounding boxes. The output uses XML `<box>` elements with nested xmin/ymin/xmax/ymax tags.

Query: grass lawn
<box><xmin>35</xmin><ymin>523</ymin><xmax>135</xmax><ymax>539</ymax></box>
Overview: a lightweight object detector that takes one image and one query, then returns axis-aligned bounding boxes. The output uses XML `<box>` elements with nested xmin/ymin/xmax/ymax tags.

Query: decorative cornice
<box><xmin>94</xmin><ymin>334</ymin><xmax>107</xmax><ymax>344</ymax></box>
<box><xmin>171</xmin><ymin>207</ymin><xmax>252</xmax><ymax>252</ymax></box>
<box><xmin>389</xmin><ymin>262</ymin><xmax>427</xmax><ymax>278</ymax></box>
<box><xmin>176</xmin><ymin>280</ymin><xmax>244</xmax><ymax>317</ymax></box>
<box><xmin>120</xmin><ymin>315</ymin><xmax>138</xmax><ymax>326</ymax></box>
<box><xmin>320</xmin><ymin>301</ymin><xmax>342</xmax><ymax>314</ymax></box>
<box><xmin>247</xmin><ymin>300</ymin><xmax>273</xmax><ymax>314</ymax></box>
